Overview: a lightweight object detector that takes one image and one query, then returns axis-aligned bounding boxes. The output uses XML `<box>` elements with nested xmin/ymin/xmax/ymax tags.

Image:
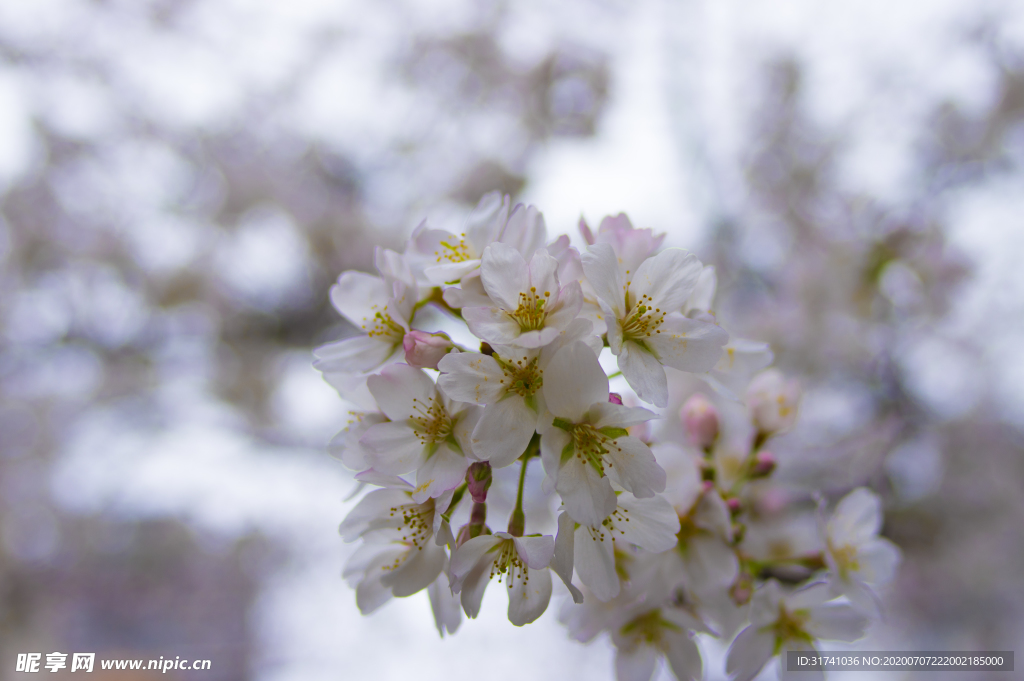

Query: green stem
<box><xmin>607</xmin><ymin>370</ymin><xmax>623</xmax><ymax>379</ymax></box>
<box><xmin>507</xmin><ymin>434</ymin><xmax>540</xmax><ymax>536</ymax></box>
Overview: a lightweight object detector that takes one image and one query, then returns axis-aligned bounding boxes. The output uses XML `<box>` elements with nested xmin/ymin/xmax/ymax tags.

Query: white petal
<box><xmin>831</xmin><ymin>488</ymin><xmax>883</xmax><ymax>546</ymax></box>
<box><xmin>481</xmin><ymin>241</ymin><xmax>531</xmax><ymax>310</ymax></box>
<box><xmin>459</xmin><ymin>562</ymin><xmax>491</xmax><ymax>618</ymax></box>
<box><xmin>581</xmin><ymin>242</ymin><xmax>627</xmax><ymax>316</ymax></box>
<box><xmin>544</xmin><ymin>281</ymin><xmax>584</xmax><ymax>331</ymax></box>
<box><xmin>514</xmin><ymin>534</ymin><xmax>555</xmax><ymax>570</ymax></box>
<box><xmin>355</xmin><ymin>574</ymin><xmax>392</xmax><ymax>615</ymax></box>
<box><xmin>428</xmin><ymin>572</ymin><xmax>462</xmax><ymax>636</ymax></box>
<box><xmin>662</xmin><ymin>631</ymin><xmax>703</xmax><ymax>681</ymax></box>
<box><xmin>507</xmin><ymin>565</ymin><xmax>552</xmax><ymax>626</ymax></box>
<box><xmin>614</xmin><ymin>645</ymin><xmax>658</xmax><ymax>681</ymax></box>
<box><xmin>574</xmin><ymin>525</ymin><xmax>619</xmax><ymax>601</ymax></box>
<box><xmin>629</xmin><ymin>248</ymin><xmax>702</xmax><ymax>313</ymax></box>
<box><xmin>616</xmin><ymin>494</ymin><xmax>680</xmax><ymax>552</ymax></box>
<box><xmin>329</xmin><ymin>271</ymin><xmax>390</xmax><ymax>325</ymax></box>
<box><xmin>538</xmin><ymin>426</ymin><xmax>570</xmax><ymax>484</ymax></box>
<box><xmin>686</xmin><ymin>265</ymin><xmax>717</xmax><ymax>314</ymax></box>
<box><xmin>685</xmin><ymin>535</ymin><xmax>739</xmax><ymax>593</ymax></box>
<box><xmin>606</xmin><ymin>436</ymin><xmax>666</xmax><ymax>498</ymax></box>
<box><xmin>424</xmin><ymin>259</ymin><xmax>482</xmax><ymax>285</ymax></box>
<box><xmin>500</xmin><ymin>203</ymin><xmax>547</xmax><ymax>259</ymax></box>
<box><xmin>749</xmin><ymin>580</ymin><xmax>784</xmax><ymax>626</ymax></box>
<box><xmin>471</xmin><ymin>397</ymin><xmax>538</xmax><ymax>468</ymax></box>
<box><xmin>383</xmin><ymin>542</ymin><xmax>446</xmax><ymax>597</ymax></box>
<box><xmin>466</xmin><ymin>192</ymin><xmax>510</xmax><ymax>250</ymax></box>
<box><xmin>313</xmin><ymin>335</ymin><xmax>395</xmax><ymax>374</ymax></box>
<box><xmin>412</xmin><ymin>444</ymin><xmax>468</xmax><ymax>503</ymax></box>
<box><xmin>552</xmin><ymin>511</ymin><xmax>584</xmax><ymax>603</ymax></box>
<box><xmin>360</xmin><ymin>422</ymin><xmax>427</xmax><ymax>475</ymax></box>
<box><xmin>442</xmin><ymin>272</ymin><xmax>491</xmax><ymax>308</ymax></box>
<box><xmin>713</xmin><ymin>337</ymin><xmax>773</xmax><ymax>375</ymax></box>
<box><xmin>512</xmin><ymin>326</ymin><xmax>561</xmax><ymax>348</ymax></box>
<box><xmin>786</xmin><ymin>582</ymin><xmax>832</xmax><ymax>611</ymax></box>
<box><xmin>366</xmin><ymin>363</ymin><xmax>436</xmax><ymax>421</ymax></box>
<box><xmin>858</xmin><ymin>538</ymin><xmax>901</xmax><ymax>585</ymax></box>
<box><xmin>618</xmin><ymin>341</ymin><xmax>669</xmax><ymax>407</ymax></box>
<box><xmin>543</xmin><ymin>341</ymin><xmax>609</xmax><ymax>422</ymax></box>
<box><xmin>462</xmin><ymin>305</ymin><xmax>523</xmax><ymax>344</ymax></box>
<box><xmin>557</xmin><ymin>457</ymin><xmax>617</xmax><ymax>526</ymax></box>
<box><xmin>588</xmin><ymin>402</ymin><xmax>657</xmax><ymax>430</ymax></box>
<box><xmin>646</xmin><ymin>315</ymin><xmax>728</xmax><ymax>373</ymax></box>
<box><xmin>436</xmin><ymin>352</ymin><xmax>508</xmax><ymax>405</ymax></box>
<box><xmin>337</xmin><ymin>488</ymin><xmax>409</xmax><ymax>541</ymax></box>
<box><xmin>726</xmin><ymin>625</ymin><xmax>775</xmax><ymax>681</ymax></box>
<box><xmin>450</xmin><ymin>535</ymin><xmax>502</xmax><ymax>589</ymax></box>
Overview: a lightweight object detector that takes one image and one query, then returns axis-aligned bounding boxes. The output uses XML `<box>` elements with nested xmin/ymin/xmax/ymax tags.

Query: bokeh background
<box><xmin>1</xmin><ymin>0</ymin><xmax>1023</xmax><ymax>679</ymax></box>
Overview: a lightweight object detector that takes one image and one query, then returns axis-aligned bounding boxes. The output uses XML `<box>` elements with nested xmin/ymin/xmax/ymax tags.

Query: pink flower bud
<box><xmin>726</xmin><ymin>497</ymin><xmax>742</xmax><ymax>514</ymax></box>
<box><xmin>746</xmin><ymin>369</ymin><xmax>801</xmax><ymax>435</ymax></box>
<box><xmin>751</xmin><ymin>450</ymin><xmax>776</xmax><ymax>477</ymax></box>
<box><xmin>680</xmin><ymin>393</ymin><xmax>719</xmax><ymax>448</ymax></box>
<box><xmin>467</xmin><ymin>462</ymin><xmax>492</xmax><ymax>504</ymax></box>
<box><xmin>701</xmin><ymin>480</ymin><xmax>715</xmax><ymax>493</ymax></box>
<box><xmin>608</xmin><ymin>392</ymin><xmax>624</xmax><ymax>405</ymax></box>
<box><xmin>402</xmin><ymin>330</ymin><xmax>452</xmax><ymax>370</ymax></box>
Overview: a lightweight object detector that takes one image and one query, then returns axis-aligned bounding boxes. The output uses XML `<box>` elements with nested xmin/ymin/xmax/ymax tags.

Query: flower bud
<box><xmin>726</xmin><ymin>497</ymin><xmax>743</xmax><ymax>514</ymax></box>
<box><xmin>680</xmin><ymin>393</ymin><xmax>719</xmax><ymax>448</ymax></box>
<box><xmin>467</xmin><ymin>462</ymin><xmax>492</xmax><ymax>504</ymax></box>
<box><xmin>751</xmin><ymin>450</ymin><xmax>776</xmax><ymax>477</ymax></box>
<box><xmin>402</xmin><ymin>330</ymin><xmax>453</xmax><ymax>370</ymax></box>
<box><xmin>746</xmin><ymin>369</ymin><xmax>801</xmax><ymax>435</ymax></box>
<box><xmin>608</xmin><ymin>392</ymin><xmax>624</xmax><ymax>405</ymax></box>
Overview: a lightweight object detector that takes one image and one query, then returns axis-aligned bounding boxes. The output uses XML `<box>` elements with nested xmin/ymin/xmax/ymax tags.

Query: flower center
<box><xmin>409</xmin><ymin>396</ymin><xmax>453</xmax><ymax>445</ymax></box>
<box><xmin>434</xmin><ymin>233</ymin><xmax>473</xmax><ymax>263</ymax></box>
<box><xmin>361</xmin><ymin>304</ymin><xmax>405</xmax><ymax>340</ymax></box>
<box><xmin>508</xmin><ymin>286</ymin><xmax>552</xmax><ymax>332</ymax></box>
<box><xmin>495</xmin><ymin>353</ymin><xmax>543</xmax><ymax>397</ymax></box>
<box><xmin>387</xmin><ymin>502</ymin><xmax>433</xmax><ymax>550</ymax></box>
<box><xmin>555</xmin><ymin>422</ymin><xmax>614</xmax><ymax>477</ymax></box>
<box><xmin>489</xmin><ymin>540</ymin><xmax>528</xmax><ymax>587</ymax></box>
<box><xmin>770</xmin><ymin>607</ymin><xmax>812</xmax><ymax>652</ymax></box>
<box><xmin>619</xmin><ymin>292</ymin><xmax>666</xmax><ymax>343</ymax></box>
<box><xmin>620</xmin><ymin>610</ymin><xmax>681</xmax><ymax>646</ymax></box>
<box><xmin>828</xmin><ymin>539</ymin><xmax>859</xmax><ymax>577</ymax></box>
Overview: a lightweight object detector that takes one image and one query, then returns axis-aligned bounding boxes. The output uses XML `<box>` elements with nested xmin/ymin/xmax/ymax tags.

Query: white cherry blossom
<box><xmin>450</xmin><ymin>532</ymin><xmax>555</xmax><ymax>626</ymax></box>
<box><xmin>823</xmin><ymin>488</ymin><xmax>901</xmax><ymax>615</ymax></box>
<box><xmin>462</xmin><ymin>242</ymin><xmax>583</xmax><ymax>348</ymax></box>
<box><xmin>726</xmin><ymin>581</ymin><xmax>868</xmax><ymax>681</ymax></box>
<box><xmin>611</xmin><ymin>606</ymin><xmax>707</xmax><ymax>681</ymax></box>
<box><xmin>582</xmin><ymin>243</ymin><xmax>728</xmax><ymax>407</ymax></box>
<box><xmin>412</xmin><ymin>193</ymin><xmax>547</xmax><ymax>285</ymax></box>
<box><xmin>360</xmin><ymin>363</ymin><xmax>478</xmax><ymax>502</ymax></box>
<box><xmin>339</xmin><ymin>482</ymin><xmax>452</xmax><ymax>614</ymax></box>
<box><xmin>539</xmin><ymin>341</ymin><xmax>665</xmax><ymax>526</ymax></box>
<box><xmin>313</xmin><ymin>271</ymin><xmax>416</xmax><ymax>376</ymax></box>
<box><xmin>436</xmin><ymin>318</ymin><xmax>600</xmax><ymax>468</ymax></box>
<box><xmin>554</xmin><ymin>493</ymin><xmax>680</xmax><ymax>602</ymax></box>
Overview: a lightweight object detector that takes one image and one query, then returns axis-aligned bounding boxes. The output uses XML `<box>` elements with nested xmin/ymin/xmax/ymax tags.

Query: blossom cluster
<box><xmin>317</xmin><ymin>194</ymin><xmax>901</xmax><ymax>681</ymax></box>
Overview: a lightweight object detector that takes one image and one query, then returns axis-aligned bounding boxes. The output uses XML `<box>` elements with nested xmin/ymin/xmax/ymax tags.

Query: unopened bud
<box><xmin>680</xmin><ymin>393</ymin><xmax>719</xmax><ymax>449</ymax></box>
<box><xmin>403</xmin><ymin>330</ymin><xmax>453</xmax><ymax>370</ymax></box>
<box><xmin>751</xmin><ymin>450</ymin><xmax>776</xmax><ymax>478</ymax></box>
<box><xmin>467</xmin><ymin>462</ymin><xmax>492</xmax><ymax>503</ymax></box>
<box><xmin>701</xmin><ymin>480</ymin><xmax>715</xmax><ymax>494</ymax></box>
<box><xmin>746</xmin><ymin>369</ymin><xmax>800</xmax><ymax>436</ymax></box>
<box><xmin>726</xmin><ymin>497</ymin><xmax>743</xmax><ymax>514</ymax></box>
<box><xmin>608</xmin><ymin>392</ymin><xmax>624</xmax><ymax>405</ymax></box>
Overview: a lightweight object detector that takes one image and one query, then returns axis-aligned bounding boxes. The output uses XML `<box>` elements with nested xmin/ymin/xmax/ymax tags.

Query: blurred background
<box><xmin>1</xmin><ymin>0</ymin><xmax>1023</xmax><ymax>679</ymax></box>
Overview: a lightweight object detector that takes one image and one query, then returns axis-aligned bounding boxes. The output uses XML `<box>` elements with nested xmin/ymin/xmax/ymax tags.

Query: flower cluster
<box><xmin>318</xmin><ymin>194</ymin><xmax>901</xmax><ymax>681</ymax></box>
